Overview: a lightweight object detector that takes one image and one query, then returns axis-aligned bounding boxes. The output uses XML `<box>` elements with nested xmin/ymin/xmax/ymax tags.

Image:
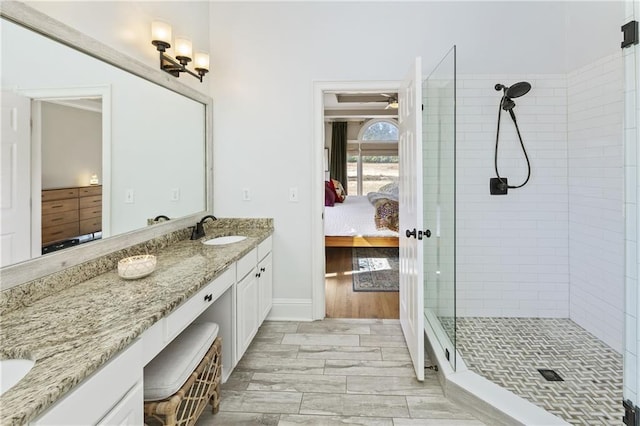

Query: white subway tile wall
<box><xmin>456</xmin><ymin>74</ymin><xmax>570</xmax><ymax>318</ymax></box>
<box><xmin>567</xmin><ymin>52</ymin><xmax>624</xmax><ymax>353</ymax></box>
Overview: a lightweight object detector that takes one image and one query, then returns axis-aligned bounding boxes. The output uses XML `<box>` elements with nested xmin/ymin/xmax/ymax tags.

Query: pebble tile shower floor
<box><xmin>196</xmin><ymin>319</ymin><xmax>484</xmax><ymax>425</ymax></box>
<box><xmin>456</xmin><ymin>317</ymin><xmax>622</xmax><ymax>425</ymax></box>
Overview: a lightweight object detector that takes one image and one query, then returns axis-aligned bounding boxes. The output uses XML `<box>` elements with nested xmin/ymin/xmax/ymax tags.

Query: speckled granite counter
<box><xmin>0</xmin><ymin>218</ymin><xmax>273</xmax><ymax>425</ymax></box>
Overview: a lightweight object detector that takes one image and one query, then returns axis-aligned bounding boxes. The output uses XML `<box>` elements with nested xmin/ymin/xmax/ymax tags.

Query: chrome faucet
<box><xmin>190</xmin><ymin>215</ymin><xmax>218</xmax><ymax>240</ymax></box>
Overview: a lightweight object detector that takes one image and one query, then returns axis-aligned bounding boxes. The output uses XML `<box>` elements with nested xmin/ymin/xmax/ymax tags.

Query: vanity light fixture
<box><xmin>151</xmin><ymin>20</ymin><xmax>209</xmax><ymax>82</ymax></box>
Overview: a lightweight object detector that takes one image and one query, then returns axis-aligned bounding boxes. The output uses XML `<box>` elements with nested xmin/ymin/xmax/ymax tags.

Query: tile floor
<box><xmin>197</xmin><ymin>319</ymin><xmax>484</xmax><ymax>425</ymax></box>
<box><xmin>456</xmin><ymin>317</ymin><xmax>623</xmax><ymax>426</ymax></box>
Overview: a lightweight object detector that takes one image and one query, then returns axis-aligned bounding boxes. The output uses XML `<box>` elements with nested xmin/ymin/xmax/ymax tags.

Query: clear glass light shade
<box><xmin>151</xmin><ymin>21</ymin><xmax>172</xmax><ymax>44</ymax></box>
<box><xmin>175</xmin><ymin>37</ymin><xmax>193</xmax><ymax>59</ymax></box>
<box><xmin>194</xmin><ymin>52</ymin><xmax>209</xmax><ymax>70</ymax></box>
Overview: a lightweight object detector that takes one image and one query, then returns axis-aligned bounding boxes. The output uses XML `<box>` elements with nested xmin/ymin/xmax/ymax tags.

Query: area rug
<box><xmin>352</xmin><ymin>247</ymin><xmax>399</xmax><ymax>292</ymax></box>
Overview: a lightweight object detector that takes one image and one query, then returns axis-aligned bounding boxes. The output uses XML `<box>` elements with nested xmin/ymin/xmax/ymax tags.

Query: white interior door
<box><xmin>1</xmin><ymin>91</ymin><xmax>32</xmax><ymax>267</ymax></box>
<box><xmin>398</xmin><ymin>57</ymin><xmax>424</xmax><ymax>381</ymax></box>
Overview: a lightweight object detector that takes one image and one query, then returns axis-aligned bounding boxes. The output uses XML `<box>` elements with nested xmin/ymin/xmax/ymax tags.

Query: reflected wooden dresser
<box><xmin>42</xmin><ymin>185</ymin><xmax>102</xmax><ymax>246</ymax></box>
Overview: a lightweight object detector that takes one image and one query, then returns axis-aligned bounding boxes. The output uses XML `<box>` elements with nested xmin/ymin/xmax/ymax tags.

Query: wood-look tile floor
<box><xmin>196</xmin><ymin>319</ymin><xmax>484</xmax><ymax>425</ymax></box>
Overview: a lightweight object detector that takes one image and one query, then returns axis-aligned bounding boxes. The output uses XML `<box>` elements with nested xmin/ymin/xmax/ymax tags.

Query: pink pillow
<box><xmin>325</xmin><ymin>181</ymin><xmax>336</xmax><ymax>206</ymax></box>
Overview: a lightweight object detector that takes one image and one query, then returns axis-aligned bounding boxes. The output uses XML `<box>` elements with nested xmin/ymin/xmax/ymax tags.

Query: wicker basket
<box><xmin>144</xmin><ymin>337</ymin><xmax>222</xmax><ymax>426</ymax></box>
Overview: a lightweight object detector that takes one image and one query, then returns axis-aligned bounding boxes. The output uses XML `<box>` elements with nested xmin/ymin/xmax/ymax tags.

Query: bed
<box><xmin>324</xmin><ymin>195</ymin><xmax>399</xmax><ymax>247</ymax></box>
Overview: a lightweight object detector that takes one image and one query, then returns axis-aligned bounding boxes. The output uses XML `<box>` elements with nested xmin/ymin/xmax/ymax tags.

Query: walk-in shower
<box><xmin>490</xmin><ymin>81</ymin><xmax>532</xmax><ymax>195</ymax></box>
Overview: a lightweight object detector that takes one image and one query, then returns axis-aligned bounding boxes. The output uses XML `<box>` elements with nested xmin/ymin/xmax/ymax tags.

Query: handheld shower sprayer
<box><xmin>490</xmin><ymin>81</ymin><xmax>532</xmax><ymax>195</ymax></box>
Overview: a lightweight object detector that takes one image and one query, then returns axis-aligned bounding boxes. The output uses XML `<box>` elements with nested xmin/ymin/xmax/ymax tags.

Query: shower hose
<box><xmin>494</xmin><ymin>96</ymin><xmax>531</xmax><ymax>189</ymax></box>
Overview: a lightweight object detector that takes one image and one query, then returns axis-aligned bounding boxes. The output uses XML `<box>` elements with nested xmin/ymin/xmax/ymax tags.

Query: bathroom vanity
<box><xmin>0</xmin><ymin>219</ymin><xmax>273</xmax><ymax>425</ymax></box>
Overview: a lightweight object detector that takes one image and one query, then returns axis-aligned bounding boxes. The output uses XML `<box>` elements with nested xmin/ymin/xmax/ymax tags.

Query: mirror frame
<box><xmin>0</xmin><ymin>1</ymin><xmax>214</xmax><ymax>290</ymax></box>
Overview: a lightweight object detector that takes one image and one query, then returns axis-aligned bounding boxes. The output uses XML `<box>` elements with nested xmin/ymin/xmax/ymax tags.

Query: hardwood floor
<box><xmin>325</xmin><ymin>247</ymin><xmax>399</xmax><ymax>319</ymax></box>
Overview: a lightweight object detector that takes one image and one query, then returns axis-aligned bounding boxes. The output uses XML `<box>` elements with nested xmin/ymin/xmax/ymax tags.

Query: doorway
<box><xmin>318</xmin><ymin>83</ymin><xmax>401</xmax><ymax>319</ymax></box>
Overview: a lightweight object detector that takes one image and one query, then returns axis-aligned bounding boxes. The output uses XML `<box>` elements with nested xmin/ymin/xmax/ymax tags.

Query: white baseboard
<box><xmin>267</xmin><ymin>298</ymin><xmax>314</xmax><ymax>321</ymax></box>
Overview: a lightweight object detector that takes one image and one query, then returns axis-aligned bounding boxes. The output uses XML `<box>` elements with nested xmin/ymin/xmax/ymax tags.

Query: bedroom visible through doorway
<box><xmin>323</xmin><ymin>89</ymin><xmax>400</xmax><ymax>319</ymax></box>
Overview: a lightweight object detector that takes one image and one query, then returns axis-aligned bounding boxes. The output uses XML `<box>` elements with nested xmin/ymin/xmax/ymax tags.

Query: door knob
<box><xmin>406</xmin><ymin>228</ymin><xmax>417</xmax><ymax>238</ymax></box>
<box><xmin>424</xmin><ymin>229</ymin><xmax>432</xmax><ymax>238</ymax></box>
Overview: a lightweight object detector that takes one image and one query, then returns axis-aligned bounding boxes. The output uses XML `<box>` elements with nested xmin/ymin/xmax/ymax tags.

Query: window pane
<box><xmin>362</xmin><ymin>155</ymin><xmax>398</xmax><ymax>194</ymax></box>
<box><xmin>361</xmin><ymin>121</ymin><xmax>398</xmax><ymax>141</ymax></box>
<box><xmin>347</xmin><ymin>154</ymin><xmax>358</xmax><ymax>195</ymax></box>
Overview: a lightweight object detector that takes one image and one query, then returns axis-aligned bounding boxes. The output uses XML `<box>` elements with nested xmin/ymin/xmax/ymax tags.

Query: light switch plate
<box><xmin>289</xmin><ymin>187</ymin><xmax>298</xmax><ymax>202</ymax></box>
<box><xmin>242</xmin><ymin>188</ymin><xmax>251</xmax><ymax>201</ymax></box>
<box><xmin>125</xmin><ymin>189</ymin><xmax>135</xmax><ymax>204</ymax></box>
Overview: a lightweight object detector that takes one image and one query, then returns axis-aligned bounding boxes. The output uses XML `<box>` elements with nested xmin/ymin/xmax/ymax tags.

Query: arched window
<box><xmin>348</xmin><ymin>119</ymin><xmax>399</xmax><ymax>195</ymax></box>
<box><xmin>358</xmin><ymin>119</ymin><xmax>399</xmax><ymax>141</ymax></box>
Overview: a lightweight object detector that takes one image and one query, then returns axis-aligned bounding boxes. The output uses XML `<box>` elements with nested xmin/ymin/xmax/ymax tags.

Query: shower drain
<box><xmin>538</xmin><ymin>369</ymin><xmax>564</xmax><ymax>381</ymax></box>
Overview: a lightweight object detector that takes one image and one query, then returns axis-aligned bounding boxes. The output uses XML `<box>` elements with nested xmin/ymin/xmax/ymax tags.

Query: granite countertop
<box><xmin>0</xmin><ymin>220</ymin><xmax>273</xmax><ymax>425</ymax></box>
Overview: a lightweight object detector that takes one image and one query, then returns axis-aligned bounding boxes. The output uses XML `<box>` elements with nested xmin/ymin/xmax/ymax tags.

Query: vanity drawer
<box><xmin>80</xmin><ymin>206</ymin><xmax>102</xmax><ymax>220</ymax></box>
<box><xmin>42</xmin><ymin>188</ymin><xmax>79</xmax><ymax>202</ymax></box>
<box><xmin>42</xmin><ymin>222</ymin><xmax>79</xmax><ymax>244</ymax></box>
<box><xmin>165</xmin><ymin>267</ymin><xmax>234</xmax><ymax>341</ymax></box>
<box><xmin>80</xmin><ymin>185</ymin><xmax>102</xmax><ymax>197</ymax></box>
<box><xmin>42</xmin><ymin>198</ymin><xmax>78</xmax><ymax>215</ymax></box>
<box><xmin>237</xmin><ymin>248</ymin><xmax>257</xmax><ymax>280</ymax></box>
<box><xmin>42</xmin><ymin>210</ymin><xmax>79</xmax><ymax>227</ymax></box>
<box><xmin>80</xmin><ymin>195</ymin><xmax>102</xmax><ymax>209</ymax></box>
<box><xmin>258</xmin><ymin>236</ymin><xmax>272</xmax><ymax>261</ymax></box>
<box><xmin>80</xmin><ymin>218</ymin><xmax>101</xmax><ymax>234</ymax></box>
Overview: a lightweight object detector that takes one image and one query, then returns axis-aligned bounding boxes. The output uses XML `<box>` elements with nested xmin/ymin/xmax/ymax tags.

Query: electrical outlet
<box><xmin>125</xmin><ymin>189</ymin><xmax>135</xmax><ymax>204</ymax></box>
<box><xmin>171</xmin><ymin>188</ymin><xmax>180</xmax><ymax>201</ymax></box>
<box><xmin>242</xmin><ymin>188</ymin><xmax>251</xmax><ymax>201</ymax></box>
<box><xmin>289</xmin><ymin>187</ymin><xmax>299</xmax><ymax>202</ymax></box>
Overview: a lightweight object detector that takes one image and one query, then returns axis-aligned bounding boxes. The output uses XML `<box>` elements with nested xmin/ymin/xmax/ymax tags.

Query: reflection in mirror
<box><xmin>1</xmin><ymin>16</ymin><xmax>207</xmax><ymax>270</ymax></box>
<box><xmin>0</xmin><ymin>1</ymin><xmax>213</xmax><ymax>290</ymax></box>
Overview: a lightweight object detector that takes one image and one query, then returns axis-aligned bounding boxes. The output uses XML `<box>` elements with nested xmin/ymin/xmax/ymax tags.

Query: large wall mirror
<box><xmin>1</xmin><ymin>2</ymin><xmax>213</xmax><ymax>289</ymax></box>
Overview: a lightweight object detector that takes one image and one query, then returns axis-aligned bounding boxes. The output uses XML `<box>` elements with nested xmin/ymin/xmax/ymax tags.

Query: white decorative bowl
<box><xmin>118</xmin><ymin>255</ymin><xmax>156</xmax><ymax>280</ymax></box>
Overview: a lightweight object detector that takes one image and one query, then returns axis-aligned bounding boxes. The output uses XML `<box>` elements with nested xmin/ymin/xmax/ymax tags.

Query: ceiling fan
<box><xmin>382</xmin><ymin>93</ymin><xmax>398</xmax><ymax>109</ymax></box>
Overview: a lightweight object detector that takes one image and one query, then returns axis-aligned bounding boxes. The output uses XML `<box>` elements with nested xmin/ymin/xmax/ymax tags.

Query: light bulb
<box><xmin>194</xmin><ymin>52</ymin><xmax>209</xmax><ymax>71</ymax></box>
<box><xmin>175</xmin><ymin>37</ymin><xmax>193</xmax><ymax>60</ymax></box>
<box><xmin>151</xmin><ymin>21</ymin><xmax>172</xmax><ymax>46</ymax></box>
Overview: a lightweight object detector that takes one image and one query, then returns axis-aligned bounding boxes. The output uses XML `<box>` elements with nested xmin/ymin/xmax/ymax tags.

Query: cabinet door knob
<box><xmin>260</xmin><ymin>267</ymin><xmax>266</xmax><ymax>272</ymax></box>
<box><xmin>256</xmin><ymin>272</ymin><xmax>261</xmax><ymax>278</ymax></box>
<box><xmin>204</xmin><ymin>294</ymin><xmax>212</xmax><ymax>302</ymax></box>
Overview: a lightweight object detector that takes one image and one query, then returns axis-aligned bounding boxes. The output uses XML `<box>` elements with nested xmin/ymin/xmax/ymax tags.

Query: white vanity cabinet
<box><xmin>236</xmin><ymin>236</ymin><xmax>273</xmax><ymax>362</ymax></box>
<box><xmin>258</xmin><ymin>242</ymin><xmax>273</xmax><ymax>323</ymax></box>
<box><xmin>31</xmin><ymin>340</ymin><xmax>144</xmax><ymax>426</ymax></box>
<box><xmin>236</xmin><ymin>248</ymin><xmax>260</xmax><ymax>361</ymax></box>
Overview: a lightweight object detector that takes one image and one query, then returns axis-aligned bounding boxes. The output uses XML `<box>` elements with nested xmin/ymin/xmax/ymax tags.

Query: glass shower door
<box><xmin>423</xmin><ymin>46</ymin><xmax>456</xmax><ymax>370</ymax></box>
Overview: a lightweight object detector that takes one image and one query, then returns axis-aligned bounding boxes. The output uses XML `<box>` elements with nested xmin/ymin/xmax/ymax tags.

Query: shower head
<box><xmin>496</xmin><ymin>81</ymin><xmax>531</xmax><ymax>111</ymax></box>
<box><xmin>495</xmin><ymin>81</ymin><xmax>532</xmax><ymax>98</ymax></box>
<box><xmin>505</xmin><ymin>81</ymin><xmax>531</xmax><ymax>99</ymax></box>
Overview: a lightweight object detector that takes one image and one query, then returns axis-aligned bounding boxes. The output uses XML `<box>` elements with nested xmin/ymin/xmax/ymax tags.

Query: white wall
<box><xmin>209</xmin><ymin>1</ymin><xmax>624</xmax><ymax>313</ymax></box>
<box><xmin>456</xmin><ymin>74</ymin><xmax>569</xmax><ymax>318</ymax></box>
<box><xmin>41</xmin><ymin>102</ymin><xmax>102</xmax><ymax>189</ymax></box>
<box><xmin>567</xmin><ymin>53</ymin><xmax>625</xmax><ymax>352</ymax></box>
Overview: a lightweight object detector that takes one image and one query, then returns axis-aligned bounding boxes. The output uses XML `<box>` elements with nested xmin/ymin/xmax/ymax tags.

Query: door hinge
<box><xmin>621</xmin><ymin>20</ymin><xmax>639</xmax><ymax>49</ymax></box>
<box><xmin>623</xmin><ymin>399</ymin><xmax>639</xmax><ymax>426</ymax></box>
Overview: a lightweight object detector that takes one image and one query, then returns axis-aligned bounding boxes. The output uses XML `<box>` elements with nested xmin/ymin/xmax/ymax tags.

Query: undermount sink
<box><xmin>0</xmin><ymin>358</ymin><xmax>35</xmax><ymax>396</ymax></box>
<box><xmin>202</xmin><ymin>235</ymin><xmax>247</xmax><ymax>246</ymax></box>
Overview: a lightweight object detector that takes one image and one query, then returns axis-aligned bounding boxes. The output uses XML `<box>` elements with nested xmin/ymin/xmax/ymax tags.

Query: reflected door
<box><xmin>423</xmin><ymin>46</ymin><xmax>457</xmax><ymax>370</ymax></box>
<box><xmin>398</xmin><ymin>57</ymin><xmax>424</xmax><ymax>381</ymax></box>
<box><xmin>1</xmin><ymin>92</ymin><xmax>31</xmax><ymax>266</ymax></box>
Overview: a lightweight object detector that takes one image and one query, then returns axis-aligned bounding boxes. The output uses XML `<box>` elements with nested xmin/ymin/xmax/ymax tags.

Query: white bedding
<box><xmin>324</xmin><ymin>195</ymin><xmax>398</xmax><ymax>237</ymax></box>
